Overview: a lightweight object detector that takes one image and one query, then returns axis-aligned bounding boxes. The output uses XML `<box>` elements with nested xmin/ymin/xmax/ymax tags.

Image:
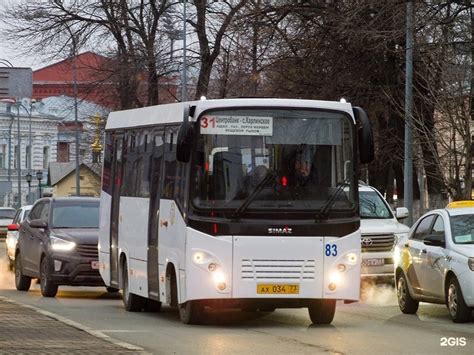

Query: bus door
<box><xmin>147</xmin><ymin>129</ymin><xmax>164</xmax><ymax>300</ymax></box>
<box><xmin>109</xmin><ymin>134</ymin><xmax>124</xmax><ymax>288</ymax></box>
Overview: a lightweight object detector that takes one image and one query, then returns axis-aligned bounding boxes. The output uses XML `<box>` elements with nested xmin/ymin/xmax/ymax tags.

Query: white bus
<box><xmin>98</xmin><ymin>98</ymin><xmax>373</xmax><ymax>324</ymax></box>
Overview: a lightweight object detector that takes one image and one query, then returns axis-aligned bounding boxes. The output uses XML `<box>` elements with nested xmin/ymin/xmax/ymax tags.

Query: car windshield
<box><xmin>51</xmin><ymin>200</ymin><xmax>100</xmax><ymax>228</ymax></box>
<box><xmin>0</xmin><ymin>209</ymin><xmax>16</xmax><ymax>219</ymax></box>
<box><xmin>191</xmin><ymin>108</ymin><xmax>355</xmax><ymax>215</ymax></box>
<box><xmin>450</xmin><ymin>214</ymin><xmax>474</xmax><ymax>244</ymax></box>
<box><xmin>359</xmin><ymin>191</ymin><xmax>393</xmax><ymax>219</ymax></box>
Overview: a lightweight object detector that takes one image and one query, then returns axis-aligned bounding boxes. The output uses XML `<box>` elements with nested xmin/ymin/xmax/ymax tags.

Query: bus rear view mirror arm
<box><xmin>353</xmin><ymin>107</ymin><xmax>374</xmax><ymax>164</ymax></box>
<box><xmin>177</xmin><ymin>105</ymin><xmax>195</xmax><ymax>163</ymax></box>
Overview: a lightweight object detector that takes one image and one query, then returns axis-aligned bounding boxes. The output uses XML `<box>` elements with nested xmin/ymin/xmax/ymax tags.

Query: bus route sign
<box><xmin>200</xmin><ymin>115</ymin><xmax>273</xmax><ymax>136</ymax></box>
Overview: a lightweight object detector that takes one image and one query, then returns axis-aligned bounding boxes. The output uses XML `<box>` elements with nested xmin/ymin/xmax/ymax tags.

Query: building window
<box><xmin>14</xmin><ymin>145</ymin><xmax>18</xmax><ymax>169</ymax></box>
<box><xmin>43</xmin><ymin>146</ymin><xmax>50</xmax><ymax>169</ymax></box>
<box><xmin>80</xmin><ymin>148</ymin><xmax>86</xmax><ymax>158</ymax></box>
<box><xmin>0</xmin><ymin>144</ymin><xmax>6</xmax><ymax>169</ymax></box>
<box><xmin>57</xmin><ymin>142</ymin><xmax>69</xmax><ymax>163</ymax></box>
<box><xmin>26</xmin><ymin>146</ymin><xmax>31</xmax><ymax>170</ymax></box>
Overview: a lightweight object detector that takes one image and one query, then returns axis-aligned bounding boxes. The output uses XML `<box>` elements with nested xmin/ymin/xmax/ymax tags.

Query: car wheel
<box><xmin>122</xmin><ymin>261</ymin><xmax>145</xmax><ymax>311</ymax></box>
<box><xmin>178</xmin><ymin>301</ymin><xmax>203</xmax><ymax>325</ymax></box>
<box><xmin>40</xmin><ymin>257</ymin><xmax>58</xmax><ymax>297</ymax></box>
<box><xmin>15</xmin><ymin>254</ymin><xmax>31</xmax><ymax>291</ymax></box>
<box><xmin>396</xmin><ymin>272</ymin><xmax>419</xmax><ymax>314</ymax></box>
<box><xmin>447</xmin><ymin>276</ymin><xmax>471</xmax><ymax>323</ymax></box>
<box><xmin>308</xmin><ymin>299</ymin><xmax>336</xmax><ymax>324</ymax></box>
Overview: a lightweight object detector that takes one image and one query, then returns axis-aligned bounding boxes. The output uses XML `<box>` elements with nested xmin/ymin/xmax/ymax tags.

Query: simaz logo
<box><xmin>268</xmin><ymin>227</ymin><xmax>292</xmax><ymax>234</ymax></box>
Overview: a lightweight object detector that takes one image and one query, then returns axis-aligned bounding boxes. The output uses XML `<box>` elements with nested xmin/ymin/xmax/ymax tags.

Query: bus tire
<box><xmin>308</xmin><ymin>299</ymin><xmax>336</xmax><ymax>324</ymax></box>
<box><xmin>447</xmin><ymin>276</ymin><xmax>471</xmax><ymax>323</ymax></box>
<box><xmin>396</xmin><ymin>272</ymin><xmax>418</xmax><ymax>314</ymax></box>
<box><xmin>122</xmin><ymin>261</ymin><xmax>145</xmax><ymax>312</ymax></box>
<box><xmin>15</xmin><ymin>253</ymin><xmax>31</xmax><ymax>291</ymax></box>
<box><xmin>179</xmin><ymin>301</ymin><xmax>203</xmax><ymax>325</ymax></box>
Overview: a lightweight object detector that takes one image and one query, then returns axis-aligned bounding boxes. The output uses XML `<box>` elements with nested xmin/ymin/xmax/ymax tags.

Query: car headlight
<box><xmin>50</xmin><ymin>236</ymin><xmax>76</xmax><ymax>251</ymax></box>
<box><xmin>468</xmin><ymin>258</ymin><xmax>474</xmax><ymax>271</ymax></box>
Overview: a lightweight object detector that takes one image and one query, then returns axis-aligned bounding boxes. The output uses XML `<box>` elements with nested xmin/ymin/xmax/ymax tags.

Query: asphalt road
<box><xmin>1</xmin><ymin>243</ymin><xmax>472</xmax><ymax>355</ymax></box>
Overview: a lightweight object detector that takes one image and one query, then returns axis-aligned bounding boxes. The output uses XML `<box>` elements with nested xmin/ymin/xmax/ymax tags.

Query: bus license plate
<box><xmin>362</xmin><ymin>258</ymin><xmax>384</xmax><ymax>267</ymax></box>
<box><xmin>91</xmin><ymin>261</ymin><xmax>100</xmax><ymax>270</ymax></box>
<box><xmin>257</xmin><ymin>284</ymin><xmax>299</xmax><ymax>294</ymax></box>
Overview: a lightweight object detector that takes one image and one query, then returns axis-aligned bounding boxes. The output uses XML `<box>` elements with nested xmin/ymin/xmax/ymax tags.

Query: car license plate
<box><xmin>362</xmin><ymin>258</ymin><xmax>384</xmax><ymax>267</ymax></box>
<box><xmin>257</xmin><ymin>284</ymin><xmax>299</xmax><ymax>294</ymax></box>
<box><xmin>91</xmin><ymin>261</ymin><xmax>100</xmax><ymax>270</ymax></box>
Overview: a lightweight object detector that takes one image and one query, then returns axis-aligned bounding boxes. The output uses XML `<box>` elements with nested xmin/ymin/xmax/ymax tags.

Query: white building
<box><xmin>0</xmin><ymin>98</ymin><xmax>60</xmax><ymax>207</ymax></box>
<box><xmin>0</xmin><ymin>95</ymin><xmax>109</xmax><ymax>207</ymax></box>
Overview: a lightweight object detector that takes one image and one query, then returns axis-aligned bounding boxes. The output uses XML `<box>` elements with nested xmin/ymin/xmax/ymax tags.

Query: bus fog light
<box><xmin>328</xmin><ymin>271</ymin><xmax>342</xmax><ymax>290</ymax></box>
<box><xmin>212</xmin><ymin>270</ymin><xmax>226</xmax><ymax>285</ymax></box>
<box><xmin>217</xmin><ymin>282</ymin><xmax>226</xmax><ymax>291</ymax></box>
<box><xmin>208</xmin><ymin>263</ymin><xmax>218</xmax><ymax>272</ymax></box>
<box><xmin>337</xmin><ymin>264</ymin><xmax>346</xmax><ymax>272</ymax></box>
<box><xmin>346</xmin><ymin>252</ymin><xmax>358</xmax><ymax>265</ymax></box>
<box><xmin>54</xmin><ymin>260</ymin><xmax>62</xmax><ymax>272</ymax></box>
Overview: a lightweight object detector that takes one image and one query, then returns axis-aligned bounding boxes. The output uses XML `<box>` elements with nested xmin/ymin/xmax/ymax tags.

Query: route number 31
<box><xmin>325</xmin><ymin>244</ymin><xmax>337</xmax><ymax>256</ymax></box>
<box><xmin>200</xmin><ymin>116</ymin><xmax>216</xmax><ymax>128</ymax></box>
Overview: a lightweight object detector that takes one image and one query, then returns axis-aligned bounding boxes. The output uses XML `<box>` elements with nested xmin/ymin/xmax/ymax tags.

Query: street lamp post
<box><xmin>25</xmin><ymin>172</ymin><xmax>32</xmax><ymax>203</ymax></box>
<box><xmin>16</xmin><ymin>104</ymin><xmax>21</xmax><ymax>208</ymax></box>
<box><xmin>36</xmin><ymin>170</ymin><xmax>43</xmax><ymax>198</ymax></box>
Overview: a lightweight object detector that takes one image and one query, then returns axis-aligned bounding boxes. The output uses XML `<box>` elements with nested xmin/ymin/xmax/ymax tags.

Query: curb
<box><xmin>0</xmin><ymin>295</ymin><xmax>150</xmax><ymax>353</ymax></box>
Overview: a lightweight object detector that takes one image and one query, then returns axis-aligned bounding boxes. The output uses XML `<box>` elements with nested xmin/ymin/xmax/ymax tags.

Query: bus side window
<box><xmin>162</xmin><ymin>126</ymin><xmax>187</xmax><ymax>207</ymax></box>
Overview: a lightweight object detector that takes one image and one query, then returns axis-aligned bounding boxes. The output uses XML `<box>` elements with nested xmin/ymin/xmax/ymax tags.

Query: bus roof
<box><xmin>105</xmin><ymin>98</ymin><xmax>355</xmax><ymax>131</ymax></box>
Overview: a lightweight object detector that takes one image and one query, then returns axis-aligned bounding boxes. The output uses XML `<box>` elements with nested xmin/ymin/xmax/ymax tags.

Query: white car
<box><xmin>359</xmin><ymin>184</ymin><xmax>410</xmax><ymax>279</ymax></box>
<box><xmin>394</xmin><ymin>201</ymin><xmax>474</xmax><ymax>323</ymax></box>
<box><xmin>5</xmin><ymin>205</ymin><xmax>32</xmax><ymax>270</ymax></box>
<box><xmin>0</xmin><ymin>207</ymin><xmax>16</xmax><ymax>240</ymax></box>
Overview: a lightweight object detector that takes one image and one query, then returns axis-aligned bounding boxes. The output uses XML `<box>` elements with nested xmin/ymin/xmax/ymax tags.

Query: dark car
<box><xmin>15</xmin><ymin>197</ymin><xmax>103</xmax><ymax>297</ymax></box>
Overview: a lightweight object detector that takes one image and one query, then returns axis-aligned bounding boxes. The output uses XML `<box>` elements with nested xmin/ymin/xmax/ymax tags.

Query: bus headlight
<box><xmin>468</xmin><ymin>258</ymin><xmax>474</xmax><ymax>271</ymax></box>
<box><xmin>345</xmin><ymin>252</ymin><xmax>358</xmax><ymax>265</ymax></box>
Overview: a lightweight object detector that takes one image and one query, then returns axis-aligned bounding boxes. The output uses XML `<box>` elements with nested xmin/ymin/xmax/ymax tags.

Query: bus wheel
<box><xmin>447</xmin><ymin>276</ymin><xmax>471</xmax><ymax>323</ymax></box>
<box><xmin>308</xmin><ymin>299</ymin><xmax>336</xmax><ymax>324</ymax></box>
<box><xmin>122</xmin><ymin>261</ymin><xmax>145</xmax><ymax>312</ymax></box>
<box><xmin>396</xmin><ymin>273</ymin><xmax>418</xmax><ymax>314</ymax></box>
<box><xmin>179</xmin><ymin>301</ymin><xmax>203</xmax><ymax>325</ymax></box>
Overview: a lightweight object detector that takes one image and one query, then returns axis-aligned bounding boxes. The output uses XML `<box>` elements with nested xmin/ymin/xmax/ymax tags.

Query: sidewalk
<box><xmin>0</xmin><ymin>296</ymin><xmax>145</xmax><ymax>354</ymax></box>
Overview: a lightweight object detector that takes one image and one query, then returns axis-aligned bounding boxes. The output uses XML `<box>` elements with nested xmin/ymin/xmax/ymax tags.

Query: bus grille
<box><xmin>241</xmin><ymin>259</ymin><xmax>316</xmax><ymax>280</ymax></box>
<box><xmin>76</xmin><ymin>243</ymin><xmax>99</xmax><ymax>258</ymax></box>
<box><xmin>361</xmin><ymin>234</ymin><xmax>396</xmax><ymax>252</ymax></box>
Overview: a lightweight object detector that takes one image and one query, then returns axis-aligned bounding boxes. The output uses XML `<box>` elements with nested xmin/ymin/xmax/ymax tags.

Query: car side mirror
<box><xmin>423</xmin><ymin>234</ymin><xmax>445</xmax><ymax>247</ymax></box>
<box><xmin>30</xmin><ymin>219</ymin><xmax>48</xmax><ymax>230</ymax></box>
<box><xmin>396</xmin><ymin>207</ymin><xmax>409</xmax><ymax>220</ymax></box>
<box><xmin>7</xmin><ymin>223</ymin><xmax>19</xmax><ymax>231</ymax></box>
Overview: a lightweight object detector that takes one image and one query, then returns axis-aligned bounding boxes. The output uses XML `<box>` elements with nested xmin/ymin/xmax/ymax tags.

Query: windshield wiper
<box><xmin>314</xmin><ymin>181</ymin><xmax>351</xmax><ymax>221</ymax></box>
<box><xmin>232</xmin><ymin>171</ymin><xmax>275</xmax><ymax>219</ymax></box>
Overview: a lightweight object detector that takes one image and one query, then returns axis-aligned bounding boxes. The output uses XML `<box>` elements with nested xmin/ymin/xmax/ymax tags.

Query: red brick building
<box><xmin>33</xmin><ymin>51</ymin><xmax>178</xmax><ymax>109</ymax></box>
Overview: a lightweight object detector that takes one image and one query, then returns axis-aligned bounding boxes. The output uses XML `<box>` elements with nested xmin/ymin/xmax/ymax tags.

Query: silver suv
<box><xmin>359</xmin><ymin>184</ymin><xmax>410</xmax><ymax>279</ymax></box>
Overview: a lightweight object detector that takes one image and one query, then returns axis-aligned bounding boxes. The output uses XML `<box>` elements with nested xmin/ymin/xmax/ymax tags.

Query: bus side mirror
<box><xmin>353</xmin><ymin>107</ymin><xmax>374</xmax><ymax>164</ymax></box>
<box><xmin>177</xmin><ymin>107</ymin><xmax>195</xmax><ymax>163</ymax></box>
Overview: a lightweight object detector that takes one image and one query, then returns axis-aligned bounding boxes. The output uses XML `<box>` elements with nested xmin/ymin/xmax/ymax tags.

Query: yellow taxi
<box><xmin>394</xmin><ymin>201</ymin><xmax>474</xmax><ymax>323</ymax></box>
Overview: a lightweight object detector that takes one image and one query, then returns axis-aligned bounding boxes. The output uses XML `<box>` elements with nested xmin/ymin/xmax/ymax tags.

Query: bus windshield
<box><xmin>192</xmin><ymin>108</ymin><xmax>355</xmax><ymax>214</ymax></box>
